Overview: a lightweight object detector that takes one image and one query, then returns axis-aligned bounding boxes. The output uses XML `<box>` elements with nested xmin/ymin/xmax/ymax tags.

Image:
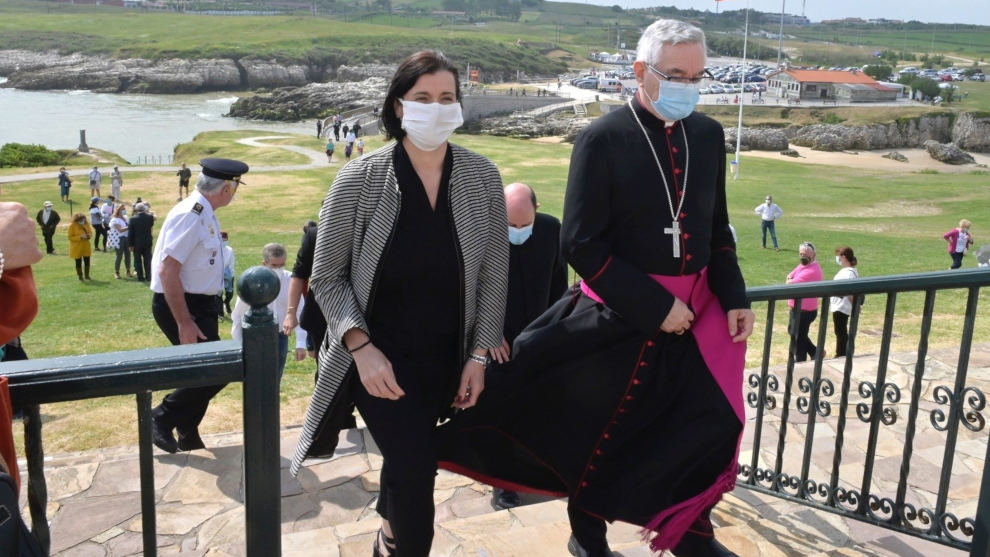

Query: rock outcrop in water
<box><xmin>227</xmin><ymin>78</ymin><xmax>388</xmax><ymax>120</ymax></box>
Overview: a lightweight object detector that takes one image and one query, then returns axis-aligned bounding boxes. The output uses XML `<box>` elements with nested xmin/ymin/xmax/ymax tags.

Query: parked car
<box><xmin>575</xmin><ymin>79</ymin><xmax>598</xmax><ymax>89</ymax></box>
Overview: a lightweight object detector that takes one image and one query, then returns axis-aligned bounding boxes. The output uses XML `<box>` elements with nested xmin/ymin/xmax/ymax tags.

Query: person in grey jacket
<box><xmin>291</xmin><ymin>50</ymin><xmax>508</xmax><ymax>557</ymax></box>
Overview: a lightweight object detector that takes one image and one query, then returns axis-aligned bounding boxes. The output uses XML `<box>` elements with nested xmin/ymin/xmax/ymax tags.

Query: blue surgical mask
<box><xmin>508</xmin><ymin>224</ymin><xmax>534</xmax><ymax>245</ymax></box>
<box><xmin>644</xmin><ymin>74</ymin><xmax>700</xmax><ymax>122</ymax></box>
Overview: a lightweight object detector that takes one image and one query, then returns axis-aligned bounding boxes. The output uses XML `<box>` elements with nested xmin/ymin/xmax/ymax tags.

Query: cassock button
<box><xmin>633</xmin><ymin>379</ymin><xmax>641</xmax><ymax>385</ymax></box>
<box><xmin>625</xmin><ymin>395</ymin><xmax>634</xmax><ymax>401</ymax></box>
<box><xmin>680</xmin><ymin>212</ymin><xmax>687</xmax><ymax>218</ymax></box>
<box><xmin>581</xmin><ymin>481</ymin><xmax>589</xmax><ymax>487</ymax></box>
<box><xmin>672</xmin><ymin>146</ymin><xmax>679</xmax><ymax>153</ymax></box>
<box><xmin>683</xmin><ymin>233</ymin><xmax>691</xmax><ymax>240</ymax></box>
<box><xmin>639</xmin><ymin>361</ymin><xmax>647</xmax><ymax>367</ymax></box>
<box><xmin>589</xmin><ymin>465</ymin><xmax>597</xmax><ymax>471</ymax></box>
<box><xmin>646</xmin><ymin>340</ymin><xmax>655</xmax><ymax>347</ymax></box>
<box><xmin>603</xmin><ymin>433</ymin><xmax>610</xmax><ymax>439</ymax></box>
<box><xmin>595</xmin><ymin>449</ymin><xmax>603</xmax><ymax>455</ymax></box>
<box><xmin>618</xmin><ymin>408</ymin><xmax>627</xmax><ymax>414</ymax></box>
<box><xmin>685</xmin><ymin>254</ymin><xmax>693</xmax><ymax>261</ymax></box>
<box><xmin>666</xmin><ymin>128</ymin><xmax>673</xmax><ymax>136</ymax></box>
<box><xmin>673</xmin><ymin>168</ymin><xmax>681</xmax><ymax>175</ymax></box>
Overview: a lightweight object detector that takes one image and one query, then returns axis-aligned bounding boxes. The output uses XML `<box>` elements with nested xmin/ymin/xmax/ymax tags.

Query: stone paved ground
<box><xmin>21</xmin><ymin>343</ymin><xmax>989</xmax><ymax>556</ymax></box>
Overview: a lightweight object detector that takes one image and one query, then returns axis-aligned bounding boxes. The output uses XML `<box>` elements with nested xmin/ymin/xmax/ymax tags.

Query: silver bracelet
<box><xmin>468</xmin><ymin>353</ymin><xmax>488</xmax><ymax>366</ymax></box>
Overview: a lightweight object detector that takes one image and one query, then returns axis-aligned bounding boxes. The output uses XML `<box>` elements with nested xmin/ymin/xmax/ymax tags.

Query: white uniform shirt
<box><xmin>229</xmin><ymin>268</ymin><xmax>307</xmax><ymax>348</ymax></box>
<box><xmin>149</xmin><ymin>190</ymin><xmax>224</xmax><ymax>295</ymax></box>
<box><xmin>754</xmin><ymin>202</ymin><xmax>783</xmax><ymax>221</ymax></box>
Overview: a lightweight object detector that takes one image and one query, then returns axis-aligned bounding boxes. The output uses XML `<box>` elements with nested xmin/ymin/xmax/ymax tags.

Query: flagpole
<box><xmin>733</xmin><ymin>0</ymin><xmax>750</xmax><ymax>179</ymax></box>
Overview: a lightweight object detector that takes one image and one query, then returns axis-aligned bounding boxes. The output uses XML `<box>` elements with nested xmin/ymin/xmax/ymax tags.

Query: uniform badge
<box><xmin>192</xmin><ymin>203</ymin><xmax>204</xmax><ymax>215</ymax></box>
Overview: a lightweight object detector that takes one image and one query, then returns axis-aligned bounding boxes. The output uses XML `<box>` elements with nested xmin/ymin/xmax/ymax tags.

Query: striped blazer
<box><xmin>291</xmin><ymin>141</ymin><xmax>510</xmax><ymax>475</ymax></box>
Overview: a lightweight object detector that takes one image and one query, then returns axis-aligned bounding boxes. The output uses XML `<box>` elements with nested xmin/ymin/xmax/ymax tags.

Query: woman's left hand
<box><xmin>453</xmin><ymin>360</ymin><xmax>485</xmax><ymax>409</ymax></box>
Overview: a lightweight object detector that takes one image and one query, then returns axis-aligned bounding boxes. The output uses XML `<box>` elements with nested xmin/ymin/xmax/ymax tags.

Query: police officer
<box><xmin>149</xmin><ymin>158</ymin><xmax>248</xmax><ymax>453</ymax></box>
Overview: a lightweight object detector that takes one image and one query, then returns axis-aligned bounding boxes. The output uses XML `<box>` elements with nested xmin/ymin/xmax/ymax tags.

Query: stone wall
<box><xmin>461</xmin><ymin>94</ymin><xmax>564</xmax><ymax>122</ymax></box>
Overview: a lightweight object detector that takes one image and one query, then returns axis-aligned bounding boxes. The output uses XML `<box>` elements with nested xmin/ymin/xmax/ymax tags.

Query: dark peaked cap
<box><xmin>200</xmin><ymin>158</ymin><xmax>249</xmax><ymax>183</ymax></box>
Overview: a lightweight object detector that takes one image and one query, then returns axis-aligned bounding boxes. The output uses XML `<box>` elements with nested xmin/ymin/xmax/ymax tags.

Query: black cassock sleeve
<box><xmin>549</xmin><ymin>217</ymin><xmax>568</xmax><ymax>302</ymax></box>
<box><xmin>707</xmin><ymin>136</ymin><xmax>750</xmax><ymax>312</ymax></box>
<box><xmin>561</xmin><ymin>125</ymin><xmax>677</xmax><ymax>336</ymax></box>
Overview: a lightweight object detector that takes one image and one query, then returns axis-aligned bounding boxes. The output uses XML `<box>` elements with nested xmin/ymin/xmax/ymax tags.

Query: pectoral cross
<box><xmin>664</xmin><ymin>220</ymin><xmax>681</xmax><ymax>258</ymax></box>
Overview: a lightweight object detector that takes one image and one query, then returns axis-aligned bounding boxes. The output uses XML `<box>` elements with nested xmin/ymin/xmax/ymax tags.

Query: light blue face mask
<box><xmin>508</xmin><ymin>224</ymin><xmax>534</xmax><ymax>245</ymax></box>
<box><xmin>644</xmin><ymin>72</ymin><xmax>700</xmax><ymax>122</ymax></box>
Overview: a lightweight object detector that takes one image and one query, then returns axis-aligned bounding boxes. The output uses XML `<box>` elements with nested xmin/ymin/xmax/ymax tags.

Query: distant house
<box><xmin>766</xmin><ymin>69</ymin><xmax>898</xmax><ymax>102</ymax></box>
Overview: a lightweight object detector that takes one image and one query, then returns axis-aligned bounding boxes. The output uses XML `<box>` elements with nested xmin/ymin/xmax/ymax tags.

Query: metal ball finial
<box><xmin>237</xmin><ymin>266</ymin><xmax>280</xmax><ymax>309</ymax></box>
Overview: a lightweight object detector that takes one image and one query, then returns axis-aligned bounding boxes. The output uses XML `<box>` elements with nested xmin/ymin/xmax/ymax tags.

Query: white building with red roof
<box><xmin>767</xmin><ymin>69</ymin><xmax>899</xmax><ymax>102</ymax></box>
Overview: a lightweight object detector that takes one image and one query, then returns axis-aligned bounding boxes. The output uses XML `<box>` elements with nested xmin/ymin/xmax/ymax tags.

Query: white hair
<box><xmin>636</xmin><ymin>19</ymin><xmax>707</xmax><ymax>65</ymax></box>
<box><xmin>195</xmin><ymin>174</ymin><xmax>228</xmax><ymax>194</ymax></box>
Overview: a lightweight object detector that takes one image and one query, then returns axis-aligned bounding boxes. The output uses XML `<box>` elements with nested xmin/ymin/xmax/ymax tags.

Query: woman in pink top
<box><xmin>786</xmin><ymin>241</ymin><xmax>824</xmax><ymax>361</ymax></box>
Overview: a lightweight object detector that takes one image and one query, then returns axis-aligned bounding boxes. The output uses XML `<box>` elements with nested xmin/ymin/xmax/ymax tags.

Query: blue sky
<box><xmin>571</xmin><ymin>0</ymin><xmax>990</xmax><ymax>26</ymax></box>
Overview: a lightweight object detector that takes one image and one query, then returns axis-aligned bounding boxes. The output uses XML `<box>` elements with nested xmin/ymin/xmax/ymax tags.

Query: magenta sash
<box><xmin>580</xmin><ymin>267</ymin><xmax>745</xmax><ymax>551</ymax></box>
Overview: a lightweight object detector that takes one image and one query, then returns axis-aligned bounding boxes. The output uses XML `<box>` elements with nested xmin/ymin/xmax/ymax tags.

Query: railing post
<box><xmin>238</xmin><ymin>266</ymin><xmax>281</xmax><ymax>557</ymax></box>
<box><xmin>23</xmin><ymin>404</ymin><xmax>50</xmax><ymax>554</ymax></box>
<box><xmin>136</xmin><ymin>391</ymin><xmax>157</xmax><ymax>556</ymax></box>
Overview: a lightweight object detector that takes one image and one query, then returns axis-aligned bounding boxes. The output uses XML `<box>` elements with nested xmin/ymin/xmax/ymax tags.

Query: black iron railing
<box><xmin>740</xmin><ymin>267</ymin><xmax>990</xmax><ymax>555</ymax></box>
<box><xmin>0</xmin><ymin>267</ymin><xmax>283</xmax><ymax>557</ymax></box>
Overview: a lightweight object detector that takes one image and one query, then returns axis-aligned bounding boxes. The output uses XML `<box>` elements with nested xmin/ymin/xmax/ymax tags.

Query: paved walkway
<box><xmin>0</xmin><ymin>136</ymin><xmax>332</xmax><ymax>185</ymax></box>
<box><xmin>22</xmin><ymin>343</ymin><xmax>990</xmax><ymax>555</ymax></box>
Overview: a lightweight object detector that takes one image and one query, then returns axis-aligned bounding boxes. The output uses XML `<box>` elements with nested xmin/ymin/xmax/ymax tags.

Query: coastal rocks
<box><xmin>334</xmin><ymin>64</ymin><xmax>396</xmax><ymax>82</ymax></box>
<box><xmin>724</xmin><ymin>127</ymin><xmax>789</xmax><ymax>151</ymax></box>
<box><xmin>923</xmin><ymin>140</ymin><xmax>976</xmax><ymax>165</ymax></box>
<box><xmin>882</xmin><ymin>151</ymin><xmax>909</xmax><ymax>162</ymax></box>
<box><xmin>0</xmin><ymin>49</ymin><xmax>310</xmax><ymax>93</ymax></box>
<box><xmin>790</xmin><ymin>117</ymin><xmax>954</xmax><ymax>151</ymax></box>
<box><xmin>951</xmin><ymin>112</ymin><xmax>990</xmax><ymax>153</ymax></box>
<box><xmin>780</xmin><ymin>149</ymin><xmax>800</xmax><ymax>157</ymax></box>
<box><xmin>469</xmin><ymin>112</ymin><xmax>591</xmax><ymax>142</ymax></box>
<box><xmin>227</xmin><ymin>78</ymin><xmax>387</xmax><ymax>121</ymax></box>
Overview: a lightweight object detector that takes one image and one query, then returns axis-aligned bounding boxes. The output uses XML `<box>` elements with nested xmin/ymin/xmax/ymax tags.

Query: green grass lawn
<box><xmin>3</xmin><ymin>131</ymin><xmax>988</xmax><ymax>454</ymax></box>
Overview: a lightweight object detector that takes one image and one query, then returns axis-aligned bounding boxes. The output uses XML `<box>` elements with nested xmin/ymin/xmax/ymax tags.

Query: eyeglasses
<box><xmin>647</xmin><ymin>64</ymin><xmax>714</xmax><ymax>85</ymax></box>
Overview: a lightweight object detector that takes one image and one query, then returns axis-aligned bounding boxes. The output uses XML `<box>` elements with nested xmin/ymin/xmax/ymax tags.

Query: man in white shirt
<box><xmin>229</xmin><ymin>243</ymin><xmax>306</xmax><ymax>380</ymax></box>
<box><xmin>88</xmin><ymin>166</ymin><xmax>102</xmax><ymax>198</ymax></box>
<box><xmin>754</xmin><ymin>195</ymin><xmax>783</xmax><ymax>251</ymax></box>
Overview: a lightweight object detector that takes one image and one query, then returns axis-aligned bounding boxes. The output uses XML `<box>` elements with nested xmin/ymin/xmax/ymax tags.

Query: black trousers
<box><xmin>151</xmin><ymin>292</ymin><xmax>223</xmax><ymax>431</ymax></box>
<box><xmin>792</xmin><ymin>309</ymin><xmax>819</xmax><ymax>362</ymax></box>
<box><xmin>133</xmin><ymin>245</ymin><xmax>152</xmax><ymax>281</ymax></box>
<box><xmin>833</xmin><ymin>311</ymin><xmax>849</xmax><ymax>357</ymax></box>
<box><xmin>42</xmin><ymin>230</ymin><xmax>55</xmax><ymax>254</ymax></box>
<box><xmin>950</xmin><ymin>251</ymin><xmax>965</xmax><ymax>269</ymax></box>
<box><xmin>353</xmin><ymin>347</ymin><xmax>457</xmax><ymax>557</ymax></box>
<box><xmin>93</xmin><ymin>224</ymin><xmax>107</xmax><ymax>251</ymax></box>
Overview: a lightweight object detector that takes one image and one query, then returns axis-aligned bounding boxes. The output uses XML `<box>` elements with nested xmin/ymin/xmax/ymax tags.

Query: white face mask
<box><xmin>399</xmin><ymin>99</ymin><xmax>464</xmax><ymax>152</ymax></box>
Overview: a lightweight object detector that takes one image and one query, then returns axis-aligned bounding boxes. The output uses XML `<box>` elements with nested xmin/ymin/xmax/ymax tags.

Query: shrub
<box><xmin>0</xmin><ymin>143</ymin><xmax>62</xmax><ymax>168</ymax></box>
<box><xmin>821</xmin><ymin>112</ymin><xmax>845</xmax><ymax>124</ymax></box>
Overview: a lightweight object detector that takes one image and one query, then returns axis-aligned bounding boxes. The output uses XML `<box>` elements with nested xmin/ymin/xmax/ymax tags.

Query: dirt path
<box><xmin>741</xmin><ymin>145</ymin><xmax>990</xmax><ymax>174</ymax></box>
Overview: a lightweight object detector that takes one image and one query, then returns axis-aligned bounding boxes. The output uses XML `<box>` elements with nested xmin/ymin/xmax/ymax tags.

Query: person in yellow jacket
<box><xmin>67</xmin><ymin>213</ymin><xmax>94</xmax><ymax>281</ymax></box>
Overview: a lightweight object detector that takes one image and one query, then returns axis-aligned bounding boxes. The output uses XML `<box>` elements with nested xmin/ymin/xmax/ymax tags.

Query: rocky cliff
<box><xmin>226</xmin><ymin>78</ymin><xmax>388</xmax><ymax>120</ymax></box>
<box><xmin>0</xmin><ymin>49</ymin><xmax>395</xmax><ymax>94</ymax></box>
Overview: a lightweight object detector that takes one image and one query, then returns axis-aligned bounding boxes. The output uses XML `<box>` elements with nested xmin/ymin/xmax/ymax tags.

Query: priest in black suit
<box><xmin>439</xmin><ymin>19</ymin><xmax>754</xmax><ymax>557</ymax></box>
<box><xmin>127</xmin><ymin>202</ymin><xmax>155</xmax><ymax>282</ymax></box>
<box><xmin>36</xmin><ymin>201</ymin><xmax>61</xmax><ymax>254</ymax></box>
<box><xmin>489</xmin><ymin>182</ymin><xmax>568</xmax><ymax>510</ymax></box>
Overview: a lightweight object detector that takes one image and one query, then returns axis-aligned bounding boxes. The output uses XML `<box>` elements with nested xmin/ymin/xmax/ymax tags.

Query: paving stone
<box><xmin>435</xmin><ymin>469</ymin><xmax>474</xmax><ymax>490</ymax></box>
<box><xmin>295</xmin><ymin>480</ymin><xmax>374</xmax><ymax>532</ymax></box>
<box><xmin>359</xmin><ymin>470</ymin><xmax>380</xmax><ymax>492</ymax></box>
<box><xmin>203</xmin><ymin>544</ymin><xmax>244</xmax><ymax>557</ymax></box>
<box><xmin>196</xmin><ymin>505</ymin><xmax>245</xmax><ymax>551</ymax></box>
<box><xmin>46</xmin><ymin>461</ymin><xmax>100</xmax><ymax>501</ymax></box>
<box><xmin>281</xmin><ymin>492</ymin><xmax>321</xmax><ymax>534</ymax></box>
<box><xmin>283</xmin><ymin>526</ymin><xmax>340</xmax><ymax>557</ymax></box>
<box><xmin>334</xmin><ymin>516</ymin><xmax>381</xmax><ymax>541</ymax></box>
<box><xmin>459</xmin><ymin>520</ymin><xmax>572</xmax><ymax>556</ymax></box>
<box><xmin>161</xmin><ymin>447</ymin><xmax>243</xmax><ymax>505</ymax></box>
<box><xmin>130</xmin><ymin>502</ymin><xmax>227</xmax><ymax>536</ymax></box>
<box><xmin>363</xmin><ymin>429</ymin><xmax>383</xmax><ymax>471</ymax></box>
<box><xmin>280</xmin><ymin>466</ymin><xmax>304</xmax><ymax>497</ymax></box>
<box><xmin>606</xmin><ymin>520</ymin><xmax>643</xmax><ymax>546</ymax></box>
<box><xmin>104</xmin><ymin>530</ymin><xmax>175</xmax><ymax>556</ymax></box>
<box><xmin>509</xmin><ymin>499</ymin><xmax>567</xmax><ymax>527</ymax></box>
<box><xmin>441</xmin><ymin>509</ymin><xmax>514</xmax><ymax>541</ymax></box>
<box><xmin>90</xmin><ymin>526</ymin><xmax>126</xmax><ymax>544</ymax></box>
<box><xmin>49</xmin><ymin>493</ymin><xmax>142</xmax><ymax>554</ymax></box>
<box><xmin>338</xmin><ymin>531</ymin><xmax>376</xmax><ymax>557</ymax></box>
<box><xmin>431</xmin><ymin>524</ymin><xmax>463</xmax><ymax>557</ymax></box>
<box><xmin>85</xmin><ymin>454</ymin><xmax>184</xmax><ymax>497</ymax></box>
<box><xmin>56</xmin><ymin>540</ymin><xmax>108</xmax><ymax>556</ymax></box>
<box><xmin>296</xmin><ymin>453</ymin><xmax>369</xmax><ymax>492</ymax></box>
<box><xmin>450</xmin><ymin>490</ymin><xmax>498</xmax><ymax>518</ymax></box>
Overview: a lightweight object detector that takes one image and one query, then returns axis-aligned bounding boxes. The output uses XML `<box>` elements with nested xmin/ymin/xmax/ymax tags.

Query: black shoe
<box><xmin>177</xmin><ymin>427</ymin><xmax>206</xmax><ymax>451</ymax></box>
<box><xmin>372</xmin><ymin>528</ymin><xmax>396</xmax><ymax>557</ymax></box>
<box><xmin>672</xmin><ymin>532</ymin><xmax>738</xmax><ymax>557</ymax></box>
<box><xmin>567</xmin><ymin>534</ymin><xmax>614</xmax><ymax>557</ymax></box>
<box><xmin>492</xmin><ymin>488</ymin><xmax>521</xmax><ymax>509</ymax></box>
<box><xmin>151</xmin><ymin>415</ymin><xmax>179</xmax><ymax>454</ymax></box>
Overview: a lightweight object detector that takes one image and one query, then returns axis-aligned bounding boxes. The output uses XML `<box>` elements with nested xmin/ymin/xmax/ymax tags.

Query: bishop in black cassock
<box><xmin>437</xmin><ymin>19</ymin><xmax>753</xmax><ymax>557</ymax></box>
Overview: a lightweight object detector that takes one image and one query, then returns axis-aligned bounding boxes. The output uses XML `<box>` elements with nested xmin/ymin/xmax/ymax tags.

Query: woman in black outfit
<box><xmin>292</xmin><ymin>51</ymin><xmax>508</xmax><ymax>557</ymax></box>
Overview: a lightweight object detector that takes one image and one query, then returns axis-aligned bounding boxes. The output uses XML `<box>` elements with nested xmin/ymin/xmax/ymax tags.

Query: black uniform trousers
<box><xmin>792</xmin><ymin>309</ymin><xmax>819</xmax><ymax>362</ymax></box>
<box><xmin>93</xmin><ymin>224</ymin><xmax>107</xmax><ymax>251</ymax></box>
<box><xmin>151</xmin><ymin>292</ymin><xmax>223</xmax><ymax>431</ymax></box>
<box><xmin>133</xmin><ymin>245</ymin><xmax>152</xmax><ymax>282</ymax></box>
<box><xmin>41</xmin><ymin>230</ymin><xmax>56</xmax><ymax>254</ymax></box>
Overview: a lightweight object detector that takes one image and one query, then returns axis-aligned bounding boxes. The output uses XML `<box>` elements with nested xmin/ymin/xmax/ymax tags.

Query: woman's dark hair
<box><xmin>380</xmin><ymin>50</ymin><xmax>461</xmax><ymax>141</ymax></box>
<box><xmin>835</xmin><ymin>245</ymin><xmax>857</xmax><ymax>266</ymax></box>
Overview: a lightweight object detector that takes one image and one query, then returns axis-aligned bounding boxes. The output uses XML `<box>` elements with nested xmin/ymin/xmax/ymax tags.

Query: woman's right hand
<box><xmin>352</xmin><ymin>343</ymin><xmax>405</xmax><ymax>400</ymax></box>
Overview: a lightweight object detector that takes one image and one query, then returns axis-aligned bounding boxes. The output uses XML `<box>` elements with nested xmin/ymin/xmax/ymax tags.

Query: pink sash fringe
<box><xmin>581</xmin><ymin>268</ymin><xmax>745</xmax><ymax>552</ymax></box>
